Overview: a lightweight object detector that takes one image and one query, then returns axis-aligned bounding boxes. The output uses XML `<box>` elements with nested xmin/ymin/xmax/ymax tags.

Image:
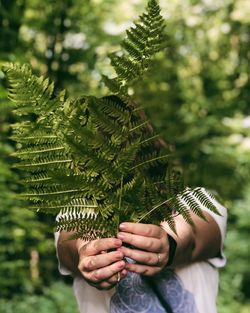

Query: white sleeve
<box><xmin>54</xmin><ymin>231</ymin><xmax>73</xmax><ymax>276</ymax></box>
<box><xmin>202</xmin><ymin>199</ymin><xmax>228</xmax><ymax>268</ymax></box>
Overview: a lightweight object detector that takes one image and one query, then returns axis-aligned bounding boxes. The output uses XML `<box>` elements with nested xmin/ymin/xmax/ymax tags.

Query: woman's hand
<box><xmin>77</xmin><ymin>238</ymin><xmax>127</xmax><ymax>290</ymax></box>
<box><xmin>117</xmin><ymin>223</ymin><xmax>170</xmax><ymax>276</ymax></box>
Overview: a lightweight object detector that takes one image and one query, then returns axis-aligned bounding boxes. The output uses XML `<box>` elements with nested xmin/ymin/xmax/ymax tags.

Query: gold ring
<box><xmin>117</xmin><ymin>272</ymin><xmax>121</xmax><ymax>283</ymax></box>
<box><xmin>157</xmin><ymin>253</ymin><xmax>161</xmax><ymax>265</ymax></box>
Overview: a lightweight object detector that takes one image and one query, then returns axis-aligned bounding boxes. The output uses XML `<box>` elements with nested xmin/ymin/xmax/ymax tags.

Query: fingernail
<box><xmin>118</xmin><ymin>261</ymin><xmax>125</xmax><ymax>269</ymax></box>
<box><xmin>114</xmin><ymin>239</ymin><xmax>122</xmax><ymax>246</ymax></box>
<box><xmin>117</xmin><ymin>233</ymin><xmax>125</xmax><ymax>240</ymax></box>
<box><xmin>119</xmin><ymin>223</ymin><xmax>126</xmax><ymax>230</ymax></box>
<box><xmin>116</xmin><ymin>251</ymin><xmax>123</xmax><ymax>258</ymax></box>
<box><xmin>121</xmin><ymin>269</ymin><xmax>128</xmax><ymax>276</ymax></box>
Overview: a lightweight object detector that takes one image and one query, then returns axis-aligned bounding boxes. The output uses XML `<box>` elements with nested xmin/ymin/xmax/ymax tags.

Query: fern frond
<box><xmin>101</xmin><ymin>76</ymin><xmax>122</xmax><ymax>94</ymax></box>
<box><xmin>191</xmin><ymin>187</ymin><xmax>220</xmax><ymax>215</ymax></box>
<box><xmin>56</xmin><ymin>214</ymin><xmax>117</xmax><ymax>240</ymax></box>
<box><xmin>103</xmin><ymin>0</ymin><xmax>166</xmax><ymax>95</ymax></box>
<box><xmin>170</xmin><ymin>196</ymin><xmax>195</xmax><ymax>227</ymax></box>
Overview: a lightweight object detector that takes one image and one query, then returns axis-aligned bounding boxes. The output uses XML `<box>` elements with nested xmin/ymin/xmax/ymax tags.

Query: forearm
<box><xmin>161</xmin><ymin>220</ymin><xmax>195</xmax><ymax>267</ymax></box>
<box><xmin>161</xmin><ymin>210</ymin><xmax>221</xmax><ymax>267</ymax></box>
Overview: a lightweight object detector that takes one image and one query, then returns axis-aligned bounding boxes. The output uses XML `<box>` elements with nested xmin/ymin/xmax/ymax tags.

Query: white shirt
<box><xmin>55</xmin><ymin>203</ymin><xmax>227</xmax><ymax>313</ymax></box>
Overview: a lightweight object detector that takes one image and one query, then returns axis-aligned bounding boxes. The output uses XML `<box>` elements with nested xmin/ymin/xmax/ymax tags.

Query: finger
<box><xmin>117</xmin><ymin>232</ymin><xmax>162</xmax><ymax>252</ymax></box>
<box><xmin>80</xmin><ymin>238</ymin><xmax>122</xmax><ymax>256</ymax></box>
<box><xmin>118</xmin><ymin>246</ymin><xmax>166</xmax><ymax>266</ymax></box>
<box><xmin>106</xmin><ymin>270</ymin><xmax>127</xmax><ymax>285</ymax></box>
<box><xmin>79</xmin><ymin>250</ymin><xmax>124</xmax><ymax>272</ymax></box>
<box><xmin>87</xmin><ymin>270</ymin><xmax>127</xmax><ymax>290</ymax></box>
<box><xmin>125</xmin><ymin>262</ymin><xmax>161</xmax><ymax>277</ymax></box>
<box><xmin>119</xmin><ymin>223</ymin><xmax>163</xmax><ymax>239</ymax></box>
<box><xmin>89</xmin><ymin>280</ymin><xmax>115</xmax><ymax>290</ymax></box>
<box><xmin>84</xmin><ymin>260</ymin><xmax>126</xmax><ymax>283</ymax></box>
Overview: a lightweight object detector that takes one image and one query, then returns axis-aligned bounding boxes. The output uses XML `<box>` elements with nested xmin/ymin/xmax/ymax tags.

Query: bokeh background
<box><xmin>0</xmin><ymin>0</ymin><xmax>250</xmax><ymax>312</ymax></box>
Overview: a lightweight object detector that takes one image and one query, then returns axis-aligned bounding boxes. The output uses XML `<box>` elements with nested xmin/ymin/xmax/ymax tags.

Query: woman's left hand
<box><xmin>117</xmin><ymin>222</ymin><xmax>170</xmax><ymax>276</ymax></box>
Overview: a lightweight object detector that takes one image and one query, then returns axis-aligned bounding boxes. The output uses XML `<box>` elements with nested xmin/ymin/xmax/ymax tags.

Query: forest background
<box><xmin>0</xmin><ymin>0</ymin><xmax>249</xmax><ymax>312</ymax></box>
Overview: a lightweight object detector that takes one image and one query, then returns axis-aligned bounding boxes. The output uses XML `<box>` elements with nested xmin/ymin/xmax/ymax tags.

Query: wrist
<box><xmin>166</xmin><ymin>233</ymin><xmax>177</xmax><ymax>267</ymax></box>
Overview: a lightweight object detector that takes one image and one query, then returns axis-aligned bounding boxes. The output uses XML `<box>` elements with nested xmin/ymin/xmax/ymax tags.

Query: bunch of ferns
<box><xmin>3</xmin><ymin>0</ymin><xmax>219</xmax><ymax>240</ymax></box>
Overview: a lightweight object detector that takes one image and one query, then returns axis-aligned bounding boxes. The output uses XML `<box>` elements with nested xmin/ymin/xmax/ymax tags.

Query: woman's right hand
<box><xmin>76</xmin><ymin>238</ymin><xmax>127</xmax><ymax>290</ymax></box>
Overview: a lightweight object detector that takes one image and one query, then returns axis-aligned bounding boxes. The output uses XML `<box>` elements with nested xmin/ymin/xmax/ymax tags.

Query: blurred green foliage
<box><xmin>0</xmin><ymin>96</ymin><xmax>60</xmax><ymax>297</ymax></box>
<box><xmin>0</xmin><ymin>282</ymin><xmax>78</xmax><ymax>313</ymax></box>
<box><xmin>0</xmin><ymin>0</ymin><xmax>250</xmax><ymax>312</ymax></box>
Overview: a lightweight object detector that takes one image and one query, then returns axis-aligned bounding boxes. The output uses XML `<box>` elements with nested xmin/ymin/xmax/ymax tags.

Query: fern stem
<box><xmin>129</xmin><ymin>154</ymin><xmax>171</xmax><ymax>171</ymax></box>
<box><xmin>22</xmin><ymin>189</ymin><xmax>79</xmax><ymax>196</ymax></box>
<box><xmin>12</xmin><ymin>147</ymin><xmax>65</xmax><ymax>156</ymax></box>
<box><xmin>137</xmin><ymin>197</ymin><xmax>173</xmax><ymax>223</ymax></box>
<box><xmin>118</xmin><ymin>175</ymin><xmax>124</xmax><ymax>211</ymax></box>
<box><xmin>13</xmin><ymin>135</ymin><xmax>58</xmax><ymax>140</ymax></box>
<box><xmin>16</xmin><ymin>159</ymin><xmax>72</xmax><ymax>167</ymax></box>
<box><xmin>30</xmin><ymin>205</ymin><xmax>98</xmax><ymax>209</ymax></box>
<box><xmin>117</xmin><ymin>175</ymin><xmax>124</xmax><ymax>228</ymax></box>
<box><xmin>129</xmin><ymin>120</ymin><xmax>149</xmax><ymax>132</ymax></box>
<box><xmin>139</xmin><ymin>134</ymin><xmax>160</xmax><ymax>145</ymax></box>
<box><xmin>24</xmin><ymin>177</ymin><xmax>52</xmax><ymax>183</ymax></box>
<box><xmin>153</xmin><ymin>180</ymin><xmax>165</xmax><ymax>185</ymax></box>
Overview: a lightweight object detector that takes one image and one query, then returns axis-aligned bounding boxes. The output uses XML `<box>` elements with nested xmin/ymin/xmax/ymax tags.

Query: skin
<box><xmin>57</xmin><ymin>210</ymin><xmax>221</xmax><ymax>290</ymax></box>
